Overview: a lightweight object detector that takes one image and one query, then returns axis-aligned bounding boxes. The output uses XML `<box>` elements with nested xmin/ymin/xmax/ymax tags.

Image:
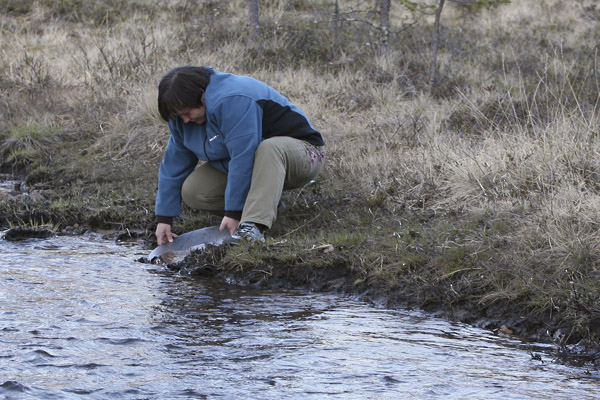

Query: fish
<box><xmin>149</xmin><ymin>226</ymin><xmax>233</xmax><ymax>264</ymax></box>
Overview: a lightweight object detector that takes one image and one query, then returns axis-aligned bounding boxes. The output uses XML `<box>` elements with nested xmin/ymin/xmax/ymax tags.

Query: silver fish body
<box><xmin>149</xmin><ymin>226</ymin><xmax>232</xmax><ymax>263</ymax></box>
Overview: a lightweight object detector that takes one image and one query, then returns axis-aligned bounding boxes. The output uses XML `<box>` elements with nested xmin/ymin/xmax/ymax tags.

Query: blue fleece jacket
<box><xmin>155</xmin><ymin>70</ymin><xmax>324</xmax><ymax>220</ymax></box>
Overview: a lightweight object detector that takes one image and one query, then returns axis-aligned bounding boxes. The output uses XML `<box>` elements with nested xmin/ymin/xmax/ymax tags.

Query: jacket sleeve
<box><xmin>155</xmin><ymin>123</ymin><xmax>198</xmax><ymax>218</ymax></box>
<box><xmin>212</xmin><ymin>95</ymin><xmax>263</xmax><ymax>213</ymax></box>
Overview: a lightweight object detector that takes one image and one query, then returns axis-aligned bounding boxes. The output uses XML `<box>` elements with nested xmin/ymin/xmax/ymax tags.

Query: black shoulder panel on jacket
<box><xmin>257</xmin><ymin>100</ymin><xmax>325</xmax><ymax>146</ymax></box>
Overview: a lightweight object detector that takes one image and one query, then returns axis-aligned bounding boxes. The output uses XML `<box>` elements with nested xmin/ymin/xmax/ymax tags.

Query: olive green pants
<box><xmin>181</xmin><ymin>136</ymin><xmax>325</xmax><ymax>229</ymax></box>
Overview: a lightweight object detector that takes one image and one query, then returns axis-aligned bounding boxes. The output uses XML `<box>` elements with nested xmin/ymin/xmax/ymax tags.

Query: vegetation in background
<box><xmin>1</xmin><ymin>0</ymin><xmax>599</xmax><ymax>357</ymax></box>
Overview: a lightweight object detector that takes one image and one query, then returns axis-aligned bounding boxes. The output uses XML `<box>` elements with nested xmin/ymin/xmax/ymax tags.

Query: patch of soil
<box><xmin>3</xmin><ymin>227</ymin><xmax>54</xmax><ymax>241</ymax></box>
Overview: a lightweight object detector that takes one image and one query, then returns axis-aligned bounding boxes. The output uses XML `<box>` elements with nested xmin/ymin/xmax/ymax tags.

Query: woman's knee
<box><xmin>182</xmin><ymin>175</ymin><xmax>225</xmax><ymax>210</ymax></box>
<box><xmin>182</xmin><ymin>189</ymin><xmax>224</xmax><ymax>211</ymax></box>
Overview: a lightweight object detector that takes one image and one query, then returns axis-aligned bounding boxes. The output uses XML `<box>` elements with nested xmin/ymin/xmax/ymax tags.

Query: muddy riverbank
<box><xmin>166</xmin><ymin>242</ymin><xmax>600</xmax><ymax>366</ymax></box>
<box><xmin>2</xmin><ymin>168</ymin><xmax>600</xmax><ymax>366</ymax></box>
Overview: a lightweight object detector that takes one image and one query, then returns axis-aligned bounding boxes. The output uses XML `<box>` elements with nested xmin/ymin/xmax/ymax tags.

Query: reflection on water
<box><xmin>0</xmin><ymin>236</ymin><xmax>598</xmax><ymax>399</ymax></box>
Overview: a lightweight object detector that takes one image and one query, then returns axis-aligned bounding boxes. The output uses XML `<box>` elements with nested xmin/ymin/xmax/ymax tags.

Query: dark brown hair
<box><xmin>157</xmin><ymin>66</ymin><xmax>214</xmax><ymax>121</ymax></box>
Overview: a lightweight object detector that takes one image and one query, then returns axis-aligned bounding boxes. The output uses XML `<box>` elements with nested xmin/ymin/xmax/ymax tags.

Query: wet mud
<box><xmin>2</xmin><ymin>227</ymin><xmax>54</xmax><ymax>241</ymax></box>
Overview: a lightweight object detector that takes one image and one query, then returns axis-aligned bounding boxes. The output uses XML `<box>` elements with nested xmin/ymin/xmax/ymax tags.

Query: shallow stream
<box><xmin>1</xmin><ymin>235</ymin><xmax>598</xmax><ymax>399</ymax></box>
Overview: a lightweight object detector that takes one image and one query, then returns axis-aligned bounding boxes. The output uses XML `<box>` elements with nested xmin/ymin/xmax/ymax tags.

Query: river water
<box><xmin>0</xmin><ymin>235</ymin><xmax>598</xmax><ymax>399</ymax></box>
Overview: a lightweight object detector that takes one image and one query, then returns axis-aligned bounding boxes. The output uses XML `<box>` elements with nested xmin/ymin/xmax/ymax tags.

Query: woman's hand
<box><xmin>220</xmin><ymin>216</ymin><xmax>240</xmax><ymax>236</ymax></box>
<box><xmin>155</xmin><ymin>223</ymin><xmax>178</xmax><ymax>246</ymax></box>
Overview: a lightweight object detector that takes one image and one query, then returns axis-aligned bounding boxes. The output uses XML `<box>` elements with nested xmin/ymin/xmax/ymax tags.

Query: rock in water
<box><xmin>3</xmin><ymin>227</ymin><xmax>54</xmax><ymax>241</ymax></box>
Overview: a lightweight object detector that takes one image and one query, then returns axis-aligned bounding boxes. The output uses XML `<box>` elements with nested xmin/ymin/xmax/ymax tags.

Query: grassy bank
<box><xmin>1</xmin><ymin>0</ymin><xmax>599</xmax><ymax>357</ymax></box>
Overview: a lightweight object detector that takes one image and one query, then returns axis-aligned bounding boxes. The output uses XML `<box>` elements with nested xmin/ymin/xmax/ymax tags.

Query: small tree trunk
<box><xmin>333</xmin><ymin>0</ymin><xmax>340</xmax><ymax>45</ymax></box>
<box><xmin>247</xmin><ymin>0</ymin><xmax>260</xmax><ymax>39</ymax></box>
<box><xmin>379</xmin><ymin>0</ymin><xmax>391</xmax><ymax>57</ymax></box>
<box><xmin>430</xmin><ymin>0</ymin><xmax>445</xmax><ymax>90</ymax></box>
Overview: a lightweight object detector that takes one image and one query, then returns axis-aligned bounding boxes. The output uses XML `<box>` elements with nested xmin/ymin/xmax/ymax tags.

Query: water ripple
<box><xmin>0</xmin><ymin>236</ymin><xmax>598</xmax><ymax>399</ymax></box>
